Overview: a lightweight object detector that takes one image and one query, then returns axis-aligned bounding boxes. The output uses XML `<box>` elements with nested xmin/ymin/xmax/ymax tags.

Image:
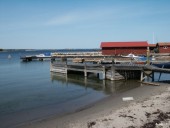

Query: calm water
<box><xmin>0</xmin><ymin>50</ymin><xmax>168</xmax><ymax>128</ymax></box>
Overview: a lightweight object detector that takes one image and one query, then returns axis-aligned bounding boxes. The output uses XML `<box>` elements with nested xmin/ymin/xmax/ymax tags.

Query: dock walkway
<box><xmin>50</xmin><ymin>62</ymin><xmax>170</xmax><ymax>82</ymax></box>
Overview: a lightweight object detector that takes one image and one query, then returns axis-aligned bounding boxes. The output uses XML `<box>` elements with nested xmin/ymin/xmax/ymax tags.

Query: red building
<box><xmin>148</xmin><ymin>44</ymin><xmax>156</xmax><ymax>53</ymax></box>
<box><xmin>157</xmin><ymin>42</ymin><xmax>170</xmax><ymax>53</ymax></box>
<box><xmin>100</xmin><ymin>41</ymin><xmax>148</xmax><ymax>55</ymax></box>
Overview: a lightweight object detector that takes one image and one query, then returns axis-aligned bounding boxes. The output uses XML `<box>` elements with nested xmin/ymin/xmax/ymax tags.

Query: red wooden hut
<box><xmin>100</xmin><ymin>41</ymin><xmax>148</xmax><ymax>55</ymax></box>
<box><xmin>156</xmin><ymin>42</ymin><xmax>170</xmax><ymax>53</ymax></box>
<box><xmin>148</xmin><ymin>44</ymin><xmax>156</xmax><ymax>53</ymax></box>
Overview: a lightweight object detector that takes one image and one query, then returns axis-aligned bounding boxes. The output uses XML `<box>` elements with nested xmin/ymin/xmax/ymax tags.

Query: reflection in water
<box><xmin>50</xmin><ymin>72</ymin><xmax>141</xmax><ymax>95</ymax></box>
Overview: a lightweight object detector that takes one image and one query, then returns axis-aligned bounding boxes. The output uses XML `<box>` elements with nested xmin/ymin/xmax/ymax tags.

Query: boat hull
<box><xmin>152</xmin><ymin>62</ymin><xmax>170</xmax><ymax>69</ymax></box>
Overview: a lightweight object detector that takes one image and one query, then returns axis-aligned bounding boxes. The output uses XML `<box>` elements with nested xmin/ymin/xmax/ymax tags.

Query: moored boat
<box><xmin>152</xmin><ymin>62</ymin><xmax>170</xmax><ymax>69</ymax></box>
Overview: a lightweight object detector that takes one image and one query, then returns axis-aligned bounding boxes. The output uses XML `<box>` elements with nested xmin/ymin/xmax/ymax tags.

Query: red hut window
<box><xmin>163</xmin><ymin>46</ymin><xmax>168</xmax><ymax>49</ymax></box>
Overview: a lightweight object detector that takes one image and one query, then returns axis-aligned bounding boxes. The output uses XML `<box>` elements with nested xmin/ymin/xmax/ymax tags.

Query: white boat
<box><xmin>8</xmin><ymin>54</ymin><xmax>12</xmax><ymax>59</ymax></box>
<box><xmin>122</xmin><ymin>53</ymin><xmax>142</xmax><ymax>58</ymax></box>
<box><xmin>36</xmin><ymin>54</ymin><xmax>46</xmax><ymax>57</ymax></box>
<box><xmin>36</xmin><ymin>53</ymin><xmax>51</xmax><ymax>58</ymax></box>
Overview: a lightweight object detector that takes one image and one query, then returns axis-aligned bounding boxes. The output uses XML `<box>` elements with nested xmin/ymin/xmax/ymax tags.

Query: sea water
<box><xmin>0</xmin><ymin>50</ymin><xmax>168</xmax><ymax>128</ymax></box>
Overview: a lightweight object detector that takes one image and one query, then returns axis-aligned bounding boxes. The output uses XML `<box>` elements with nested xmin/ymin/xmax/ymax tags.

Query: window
<box><xmin>163</xmin><ymin>46</ymin><xmax>168</xmax><ymax>49</ymax></box>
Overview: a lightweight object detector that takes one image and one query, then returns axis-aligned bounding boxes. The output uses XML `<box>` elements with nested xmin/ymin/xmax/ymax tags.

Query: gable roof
<box><xmin>100</xmin><ymin>41</ymin><xmax>148</xmax><ymax>48</ymax></box>
<box><xmin>148</xmin><ymin>44</ymin><xmax>156</xmax><ymax>47</ymax></box>
<box><xmin>157</xmin><ymin>42</ymin><xmax>170</xmax><ymax>46</ymax></box>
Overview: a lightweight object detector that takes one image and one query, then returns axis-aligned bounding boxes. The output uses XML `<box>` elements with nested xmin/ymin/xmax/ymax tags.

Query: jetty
<box><xmin>20</xmin><ymin>52</ymin><xmax>105</xmax><ymax>62</ymax></box>
<box><xmin>50</xmin><ymin>61</ymin><xmax>170</xmax><ymax>82</ymax></box>
<box><xmin>20</xmin><ymin>55</ymin><xmax>52</xmax><ymax>61</ymax></box>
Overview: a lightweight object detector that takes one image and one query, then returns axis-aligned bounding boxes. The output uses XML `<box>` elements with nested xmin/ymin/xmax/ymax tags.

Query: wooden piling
<box><xmin>84</xmin><ymin>63</ymin><xmax>87</xmax><ymax>77</ymax></box>
<box><xmin>102</xmin><ymin>66</ymin><xmax>106</xmax><ymax>80</ymax></box>
<box><xmin>140</xmin><ymin>71</ymin><xmax>144</xmax><ymax>81</ymax></box>
<box><xmin>152</xmin><ymin>71</ymin><xmax>154</xmax><ymax>82</ymax></box>
<box><xmin>110</xmin><ymin>65</ymin><xmax>115</xmax><ymax>80</ymax></box>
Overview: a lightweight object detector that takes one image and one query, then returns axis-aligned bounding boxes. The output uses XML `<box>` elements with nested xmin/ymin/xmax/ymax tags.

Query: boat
<box><xmin>121</xmin><ymin>53</ymin><xmax>142</xmax><ymax>59</ymax></box>
<box><xmin>8</xmin><ymin>54</ymin><xmax>12</xmax><ymax>59</ymax></box>
<box><xmin>36</xmin><ymin>53</ymin><xmax>51</xmax><ymax>58</ymax></box>
<box><xmin>152</xmin><ymin>62</ymin><xmax>170</xmax><ymax>69</ymax></box>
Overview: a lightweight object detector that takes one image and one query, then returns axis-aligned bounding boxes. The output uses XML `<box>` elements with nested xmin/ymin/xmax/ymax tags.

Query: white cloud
<box><xmin>45</xmin><ymin>8</ymin><xmax>115</xmax><ymax>26</ymax></box>
<box><xmin>45</xmin><ymin>4</ymin><xmax>170</xmax><ymax>27</ymax></box>
<box><xmin>46</xmin><ymin>13</ymin><xmax>77</xmax><ymax>26</ymax></box>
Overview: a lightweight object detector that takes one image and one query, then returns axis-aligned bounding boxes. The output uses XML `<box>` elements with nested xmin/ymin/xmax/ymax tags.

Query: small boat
<box><xmin>152</xmin><ymin>62</ymin><xmax>170</xmax><ymax>69</ymax></box>
<box><xmin>36</xmin><ymin>54</ymin><xmax>46</xmax><ymax>57</ymax></box>
<box><xmin>122</xmin><ymin>53</ymin><xmax>141</xmax><ymax>58</ymax></box>
<box><xmin>36</xmin><ymin>53</ymin><xmax>51</xmax><ymax>58</ymax></box>
<box><xmin>8</xmin><ymin>54</ymin><xmax>11</xmax><ymax>59</ymax></box>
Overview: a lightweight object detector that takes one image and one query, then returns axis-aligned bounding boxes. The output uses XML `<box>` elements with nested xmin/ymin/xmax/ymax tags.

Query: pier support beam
<box><xmin>84</xmin><ymin>63</ymin><xmax>87</xmax><ymax>77</ymax></box>
<box><xmin>152</xmin><ymin>71</ymin><xmax>155</xmax><ymax>82</ymax></box>
<box><xmin>140</xmin><ymin>71</ymin><xmax>144</xmax><ymax>81</ymax></box>
<box><xmin>125</xmin><ymin>71</ymin><xmax>127</xmax><ymax>80</ymax></box>
<box><xmin>110</xmin><ymin>65</ymin><xmax>115</xmax><ymax>81</ymax></box>
<box><xmin>65</xmin><ymin>62</ymin><xmax>68</xmax><ymax>74</ymax></box>
<box><xmin>102</xmin><ymin>66</ymin><xmax>106</xmax><ymax>80</ymax></box>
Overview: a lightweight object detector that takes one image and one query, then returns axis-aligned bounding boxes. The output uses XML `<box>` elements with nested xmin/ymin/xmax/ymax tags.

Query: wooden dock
<box><xmin>50</xmin><ymin>62</ymin><xmax>144</xmax><ymax>80</ymax></box>
<box><xmin>50</xmin><ymin>62</ymin><xmax>170</xmax><ymax>82</ymax></box>
<box><xmin>20</xmin><ymin>56</ymin><xmax>52</xmax><ymax>61</ymax></box>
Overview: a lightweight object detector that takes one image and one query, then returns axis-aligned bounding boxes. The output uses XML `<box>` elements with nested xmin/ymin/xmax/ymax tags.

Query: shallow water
<box><xmin>1</xmin><ymin>50</ymin><xmax>168</xmax><ymax>128</ymax></box>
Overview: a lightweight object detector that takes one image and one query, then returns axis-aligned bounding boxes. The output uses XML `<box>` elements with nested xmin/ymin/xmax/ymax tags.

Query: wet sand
<box><xmin>17</xmin><ymin>83</ymin><xmax>170</xmax><ymax>128</ymax></box>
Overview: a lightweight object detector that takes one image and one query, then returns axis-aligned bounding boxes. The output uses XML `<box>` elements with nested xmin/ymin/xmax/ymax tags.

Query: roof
<box><xmin>100</xmin><ymin>41</ymin><xmax>148</xmax><ymax>48</ymax></box>
<box><xmin>157</xmin><ymin>42</ymin><xmax>170</xmax><ymax>46</ymax></box>
<box><xmin>148</xmin><ymin>44</ymin><xmax>156</xmax><ymax>47</ymax></box>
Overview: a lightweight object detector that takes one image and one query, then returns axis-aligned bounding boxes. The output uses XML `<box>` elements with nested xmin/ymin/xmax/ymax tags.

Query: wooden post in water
<box><xmin>152</xmin><ymin>71</ymin><xmax>154</xmax><ymax>82</ymax></box>
<box><xmin>140</xmin><ymin>71</ymin><xmax>144</xmax><ymax>81</ymax></box>
<box><xmin>125</xmin><ymin>71</ymin><xmax>127</xmax><ymax>80</ymax></box>
<box><xmin>84</xmin><ymin>77</ymin><xmax>87</xmax><ymax>89</ymax></box>
<box><xmin>111</xmin><ymin>64</ymin><xmax>115</xmax><ymax>80</ymax></box>
<box><xmin>102</xmin><ymin>65</ymin><xmax>106</xmax><ymax>80</ymax></box>
<box><xmin>65</xmin><ymin>61</ymin><xmax>68</xmax><ymax>74</ymax></box>
<box><xmin>158</xmin><ymin>65</ymin><xmax>164</xmax><ymax>81</ymax></box>
<box><xmin>84</xmin><ymin>63</ymin><xmax>87</xmax><ymax>77</ymax></box>
<box><xmin>102</xmin><ymin>80</ymin><xmax>106</xmax><ymax>90</ymax></box>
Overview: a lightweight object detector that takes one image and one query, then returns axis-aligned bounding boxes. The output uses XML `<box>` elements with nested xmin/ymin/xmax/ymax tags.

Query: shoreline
<box><xmin>17</xmin><ymin>83</ymin><xmax>170</xmax><ymax>128</ymax></box>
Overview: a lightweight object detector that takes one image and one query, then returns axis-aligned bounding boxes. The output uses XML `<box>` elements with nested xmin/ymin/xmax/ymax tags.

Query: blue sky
<box><xmin>0</xmin><ymin>0</ymin><xmax>170</xmax><ymax>49</ymax></box>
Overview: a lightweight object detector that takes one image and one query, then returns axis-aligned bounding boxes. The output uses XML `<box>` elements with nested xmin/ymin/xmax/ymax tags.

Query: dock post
<box><xmin>102</xmin><ymin>66</ymin><xmax>106</xmax><ymax>80</ymax></box>
<box><xmin>125</xmin><ymin>71</ymin><xmax>127</xmax><ymax>80</ymax></box>
<box><xmin>140</xmin><ymin>71</ymin><xmax>144</xmax><ymax>81</ymax></box>
<box><xmin>84</xmin><ymin>63</ymin><xmax>87</xmax><ymax>77</ymax></box>
<box><xmin>152</xmin><ymin>71</ymin><xmax>154</xmax><ymax>82</ymax></box>
<box><xmin>111</xmin><ymin>64</ymin><xmax>115</xmax><ymax>80</ymax></box>
<box><xmin>65</xmin><ymin>61</ymin><xmax>68</xmax><ymax>74</ymax></box>
<box><xmin>102</xmin><ymin>80</ymin><xmax>106</xmax><ymax>90</ymax></box>
<box><xmin>50</xmin><ymin>62</ymin><xmax>53</xmax><ymax>72</ymax></box>
<box><xmin>158</xmin><ymin>65</ymin><xmax>164</xmax><ymax>81</ymax></box>
<box><xmin>84</xmin><ymin>77</ymin><xmax>87</xmax><ymax>89</ymax></box>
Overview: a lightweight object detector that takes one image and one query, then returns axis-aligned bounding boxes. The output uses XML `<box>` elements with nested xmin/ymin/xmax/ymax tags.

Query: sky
<box><xmin>0</xmin><ymin>0</ymin><xmax>170</xmax><ymax>49</ymax></box>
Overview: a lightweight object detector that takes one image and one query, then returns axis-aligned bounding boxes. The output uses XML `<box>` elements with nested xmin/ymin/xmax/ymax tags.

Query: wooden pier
<box><xmin>50</xmin><ymin>62</ymin><xmax>170</xmax><ymax>82</ymax></box>
<box><xmin>142</xmin><ymin>65</ymin><xmax>170</xmax><ymax>82</ymax></box>
<box><xmin>50</xmin><ymin>62</ymin><xmax>144</xmax><ymax>81</ymax></box>
<box><xmin>20</xmin><ymin>52</ymin><xmax>105</xmax><ymax>62</ymax></box>
<box><xmin>20</xmin><ymin>56</ymin><xmax>52</xmax><ymax>62</ymax></box>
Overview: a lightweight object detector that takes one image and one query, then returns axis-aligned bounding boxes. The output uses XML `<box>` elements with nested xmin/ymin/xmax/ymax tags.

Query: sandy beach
<box><xmin>17</xmin><ymin>83</ymin><xmax>170</xmax><ymax>128</ymax></box>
